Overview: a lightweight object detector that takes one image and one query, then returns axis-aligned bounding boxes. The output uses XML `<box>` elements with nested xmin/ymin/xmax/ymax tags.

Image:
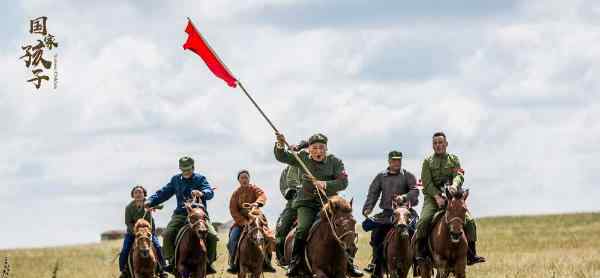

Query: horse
<box><xmin>382</xmin><ymin>195</ymin><xmax>413</xmax><ymax>278</ymax></box>
<box><xmin>237</xmin><ymin>203</ymin><xmax>274</xmax><ymax>278</ymax></box>
<box><xmin>175</xmin><ymin>201</ymin><xmax>210</xmax><ymax>278</ymax></box>
<box><xmin>284</xmin><ymin>196</ymin><xmax>358</xmax><ymax>278</ymax></box>
<box><xmin>131</xmin><ymin>219</ymin><xmax>158</xmax><ymax>278</ymax></box>
<box><xmin>419</xmin><ymin>189</ymin><xmax>469</xmax><ymax>278</ymax></box>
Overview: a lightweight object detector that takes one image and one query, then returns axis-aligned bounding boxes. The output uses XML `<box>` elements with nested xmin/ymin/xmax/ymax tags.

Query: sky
<box><xmin>1</xmin><ymin>0</ymin><xmax>599</xmax><ymax>249</ymax></box>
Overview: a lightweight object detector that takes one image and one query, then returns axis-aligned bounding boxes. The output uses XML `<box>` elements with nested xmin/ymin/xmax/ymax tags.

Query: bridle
<box><xmin>330</xmin><ymin>214</ymin><xmax>358</xmax><ymax>256</ymax></box>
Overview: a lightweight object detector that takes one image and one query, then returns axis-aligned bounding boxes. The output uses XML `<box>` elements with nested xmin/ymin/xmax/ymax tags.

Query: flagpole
<box><xmin>237</xmin><ymin>81</ymin><xmax>320</xmax><ymax>184</ymax></box>
<box><xmin>183</xmin><ymin>17</ymin><xmax>342</xmax><ymax>244</ymax></box>
<box><xmin>185</xmin><ymin>17</ymin><xmax>319</xmax><ymax>183</ymax></box>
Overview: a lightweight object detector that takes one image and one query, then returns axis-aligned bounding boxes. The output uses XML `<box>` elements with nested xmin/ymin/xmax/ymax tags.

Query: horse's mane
<box><xmin>134</xmin><ymin>219</ymin><xmax>151</xmax><ymax>231</ymax></box>
<box><xmin>321</xmin><ymin>196</ymin><xmax>352</xmax><ymax>218</ymax></box>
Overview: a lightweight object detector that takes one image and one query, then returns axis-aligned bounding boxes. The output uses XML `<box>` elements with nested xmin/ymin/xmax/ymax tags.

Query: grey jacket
<box><xmin>362</xmin><ymin>168</ymin><xmax>419</xmax><ymax>213</ymax></box>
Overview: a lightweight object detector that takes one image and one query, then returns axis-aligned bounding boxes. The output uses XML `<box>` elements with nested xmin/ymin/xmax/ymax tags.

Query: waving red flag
<box><xmin>183</xmin><ymin>19</ymin><xmax>237</xmax><ymax>88</ymax></box>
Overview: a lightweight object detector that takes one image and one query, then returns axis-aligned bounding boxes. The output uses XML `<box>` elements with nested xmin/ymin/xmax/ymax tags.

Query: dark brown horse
<box><xmin>383</xmin><ymin>195</ymin><xmax>413</xmax><ymax>278</ymax></box>
<box><xmin>420</xmin><ymin>190</ymin><xmax>469</xmax><ymax>278</ymax></box>
<box><xmin>284</xmin><ymin>196</ymin><xmax>358</xmax><ymax>278</ymax></box>
<box><xmin>131</xmin><ymin>219</ymin><xmax>158</xmax><ymax>278</ymax></box>
<box><xmin>237</xmin><ymin>204</ymin><xmax>274</xmax><ymax>278</ymax></box>
<box><xmin>175</xmin><ymin>202</ymin><xmax>209</xmax><ymax>278</ymax></box>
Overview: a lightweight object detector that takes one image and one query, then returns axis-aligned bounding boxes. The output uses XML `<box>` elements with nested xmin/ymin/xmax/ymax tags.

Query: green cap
<box><xmin>179</xmin><ymin>156</ymin><xmax>194</xmax><ymax>171</ymax></box>
<box><xmin>308</xmin><ymin>133</ymin><xmax>328</xmax><ymax>145</ymax></box>
<box><xmin>388</xmin><ymin>151</ymin><xmax>403</xmax><ymax>160</ymax></box>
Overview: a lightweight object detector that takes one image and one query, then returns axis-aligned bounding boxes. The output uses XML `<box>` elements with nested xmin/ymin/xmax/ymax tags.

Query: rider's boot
<box><xmin>363</xmin><ymin>255</ymin><xmax>375</xmax><ymax>273</ymax></box>
<box><xmin>371</xmin><ymin>261</ymin><xmax>383</xmax><ymax>278</ymax></box>
<box><xmin>467</xmin><ymin>241</ymin><xmax>486</xmax><ymax>265</ymax></box>
<box><xmin>226</xmin><ymin>254</ymin><xmax>239</xmax><ymax>274</ymax></box>
<box><xmin>347</xmin><ymin>256</ymin><xmax>364</xmax><ymax>277</ymax></box>
<box><xmin>286</xmin><ymin>239</ymin><xmax>305</xmax><ymax>277</ymax></box>
<box><xmin>414</xmin><ymin>238</ymin><xmax>428</xmax><ymax>264</ymax></box>
<box><xmin>275</xmin><ymin>239</ymin><xmax>286</xmax><ymax>265</ymax></box>
<box><xmin>118</xmin><ymin>270</ymin><xmax>130</xmax><ymax>278</ymax></box>
<box><xmin>263</xmin><ymin>253</ymin><xmax>277</xmax><ymax>273</ymax></box>
<box><xmin>206</xmin><ymin>262</ymin><xmax>217</xmax><ymax>275</ymax></box>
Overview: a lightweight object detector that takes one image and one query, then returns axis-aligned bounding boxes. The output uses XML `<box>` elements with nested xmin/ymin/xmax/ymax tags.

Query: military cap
<box><xmin>388</xmin><ymin>150</ymin><xmax>403</xmax><ymax>160</ymax></box>
<box><xmin>308</xmin><ymin>133</ymin><xmax>328</xmax><ymax>145</ymax></box>
<box><xmin>179</xmin><ymin>156</ymin><xmax>194</xmax><ymax>171</ymax></box>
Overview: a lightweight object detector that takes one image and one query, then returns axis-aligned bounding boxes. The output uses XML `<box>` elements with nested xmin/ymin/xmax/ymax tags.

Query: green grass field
<box><xmin>2</xmin><ymin>212</ymin><xmax>599</xmax><ymax>278</ymax></box>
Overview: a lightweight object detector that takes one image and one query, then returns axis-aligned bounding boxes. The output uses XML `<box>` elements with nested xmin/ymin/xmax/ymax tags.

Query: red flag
<box><xmin>183</xmin><ymin>19</ymin><xmax>237</xmax><ymax>88</ymax></box>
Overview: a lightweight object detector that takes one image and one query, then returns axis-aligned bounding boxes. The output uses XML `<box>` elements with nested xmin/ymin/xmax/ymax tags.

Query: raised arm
<box><xmin>196</xmin><ymin>175</ymin><xmax>214</xmax><ymax>201</ymax></box>
<box><xmin>325</xmin><ymin>158</ymin><xmax>348</xmax><ymax>194</ymax></box>
<box><xmin>147</xmin><ymin>178</ymin><xmax>176</xmax><ymax>207</ymax></box>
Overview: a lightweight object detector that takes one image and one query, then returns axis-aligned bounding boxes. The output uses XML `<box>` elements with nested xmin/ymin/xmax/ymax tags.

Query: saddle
<box><xmin>425</xmin><ymin>210</ymin><xmax>446</xmax><ymax>255</ymax></box>
<box><xmin>285</xmin><ymin>217</ymin><xmax>322</xmax><ymax>248</ymax></box>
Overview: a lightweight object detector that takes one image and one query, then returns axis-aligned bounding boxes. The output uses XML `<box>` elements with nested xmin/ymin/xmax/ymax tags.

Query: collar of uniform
<box><xmin>433</xmin><ymin>153</ymin><xmax>449</xmax><ymax>159</ymax></box>
<box><xmin>180</xmin><ymin>172</ymin><xmax>196</xmax><ymax>180</ymax></box>
<box><xmin>383</xmin><ymin>167</ymin><xmax>403</xmax><ymax>176</ymax></box>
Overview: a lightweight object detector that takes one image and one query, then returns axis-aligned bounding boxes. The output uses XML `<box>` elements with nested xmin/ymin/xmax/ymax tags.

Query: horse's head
<box><xmin>391</xmin><ymin>195</ymin><xmax>411</xmax><ymax>238</ymax></box>
<box><xmin>322</xmin><ymin>196</ymin><xmax>357</xmax><ymax>255</ymax></box>
<box><xmin>243</xmin><ymin>203</ymin><xmax>266</xmax><ymax>248</ymax></box>
<box><xmin>185</xmin><ymin>201</ymin><xmax>208</xmax><ymax>239</ymax></box>
<box><xmin>133</xmin><ymin>219</ymin><xmax>154</xmax><ymax>259</ymax></box>
<box><xmin>445</xmin><ymin>189</ymin><xmax>469</xmax><ymax>243</ymax></box>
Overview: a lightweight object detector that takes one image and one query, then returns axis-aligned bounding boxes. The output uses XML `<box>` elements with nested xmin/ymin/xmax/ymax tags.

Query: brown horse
<box><xmin>383</xmin><ymin>195</ymin><xmax>413</xmax><ymax>278</ymax></box>
<box><xmin>237</xmin><ymin>204</ymin><xmax>274</xmax><ymax>278</ymax></box>
<box><xmin>420</xmin><ymin>190</ymin><xmax>469</xmax><ymax>278</ymax></box>
<box><xmin>131</xmin><ymin>219</ymin><xmax>158</xmax><ymax>278</ymax></box>
<box><xmin>284</xmin><ymin>196</ymin><xmax>358</xmax><ymax>278</ymax></box>
<box><xmin>175</xmin><ymin>202</ymin><xmax>209</xmax><ymax>278</ymax></box>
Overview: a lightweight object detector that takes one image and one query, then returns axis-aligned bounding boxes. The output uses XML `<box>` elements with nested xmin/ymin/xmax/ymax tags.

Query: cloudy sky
<box><xmin>1</xmin><ymin>0</ymin><xmax>598</xmax><ymax>249</ymax></box>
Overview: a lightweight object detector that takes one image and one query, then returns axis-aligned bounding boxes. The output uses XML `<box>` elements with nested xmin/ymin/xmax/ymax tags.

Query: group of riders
<box><xmin>118</xmin><ymin>131</ymin><xmax>486</xmax><ymax>277</ymax></box>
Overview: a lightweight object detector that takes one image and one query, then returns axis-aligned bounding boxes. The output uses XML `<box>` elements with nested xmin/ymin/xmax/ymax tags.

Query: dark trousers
<box><xmin>227</xmin><ymin>226</ymin><xmax>242</xmax><ymax>263</ymax></box>
<box><xmin>370</xmin><ymin>224</ymin><xmax>393</xmax><ymax>268</ymax></box>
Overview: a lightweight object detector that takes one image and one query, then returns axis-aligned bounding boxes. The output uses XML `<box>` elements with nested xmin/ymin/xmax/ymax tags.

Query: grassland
<box><xmin>1</xmin><ymin>212</ymin><xmax>599</xmax><ymax>278</ymax></box>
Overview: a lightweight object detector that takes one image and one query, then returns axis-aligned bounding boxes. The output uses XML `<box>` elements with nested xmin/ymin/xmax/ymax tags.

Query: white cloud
<box><xmin>0</xmin><ymin>0</ymin><xmax>598</xmax><ymax>248</ymax></box>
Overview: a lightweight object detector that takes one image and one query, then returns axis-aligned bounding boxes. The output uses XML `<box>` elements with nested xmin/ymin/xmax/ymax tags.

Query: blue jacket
<box><xmin>147</xmin><ymin>172</ymin><xmax>215</xmax><ymax>216</ymax></box>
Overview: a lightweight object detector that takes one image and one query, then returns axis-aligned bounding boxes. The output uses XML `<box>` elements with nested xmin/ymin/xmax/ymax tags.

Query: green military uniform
<box><xmin>125</xmin><ymin>201</ymin><xmax>157</xmax><ymax>235</ymax></box>
<box><xmin>275</xmin><ymin>165</ymin><xmax>301</xmax><ymax>252</ymax></box>
<box><xmin>416</xmin><ymin>153</ymin><xmax>477</xmax><ymax>242</ymax></box>
<box><xmin>275</xmin><ymin>133</ymin><xmax>364</xmax><ymax>277</ymax></box>
<box><xmin>274</xmin><ymin>144</ymin><xmax>348</xmax><ymax>241</ymax></box>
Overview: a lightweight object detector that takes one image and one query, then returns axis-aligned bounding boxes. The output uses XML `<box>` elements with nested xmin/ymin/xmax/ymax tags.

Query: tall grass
<box><xmin>1</xmin><ymin>257</ymin><xmax>9</xmax><ymax>278</ymax></box>
<box><xmin>1</xmin><ymin>212</ymin><xmax>599</xmax><ymax>277</ymax></box>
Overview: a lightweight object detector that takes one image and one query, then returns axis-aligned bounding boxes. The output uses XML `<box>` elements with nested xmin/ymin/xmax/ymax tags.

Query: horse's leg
<box><xmin>454</xmin><ymin>257</ymin><xmax>467</xmax><ymax>278</ymax></box>
<box><xmin>420</xmin><ymin>263</ymin><xmax>433</xmax><ymax>278</ymax></box>
<box><xmin>400</xmin><ymin>260</ymin><xmax>411</xmax><ymax>278</ymax></box>
<box><xmin>436</xmin><ymin>267</ymin><xmax>450</xmax><ymax>278</ymax></box>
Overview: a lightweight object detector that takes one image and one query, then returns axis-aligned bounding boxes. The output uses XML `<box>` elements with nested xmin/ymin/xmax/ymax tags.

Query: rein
<box><xmin>444</xmin><ymin>213</ymin><xmax>464</xmax><ymax>225</ymax></box>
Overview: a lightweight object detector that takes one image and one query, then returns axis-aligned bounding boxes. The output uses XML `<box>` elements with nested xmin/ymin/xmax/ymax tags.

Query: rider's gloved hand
<box><xmin>284</xmin><ymin>188</ymin><xmax>297</xmax><ymax>200</ymax></box>
<box><xmin>434</xmin><ymin>194</ymin><xmax>446</xmax><ymax>208</ymax></box>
